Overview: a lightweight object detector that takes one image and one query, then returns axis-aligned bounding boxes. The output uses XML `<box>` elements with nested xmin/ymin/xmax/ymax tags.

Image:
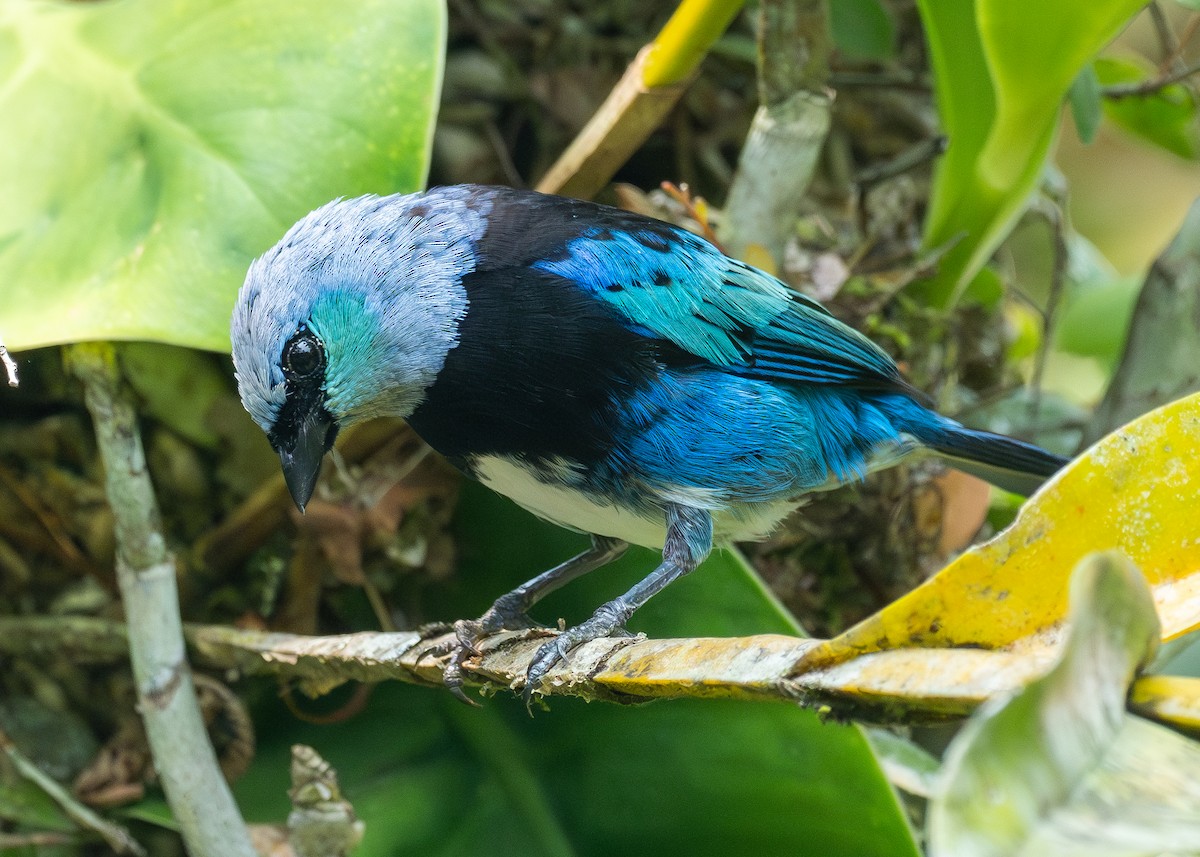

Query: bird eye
<box><xmin>284</xmin><ymin>330</ymin><xmax>324</xmax><ymax>378</ymax></box>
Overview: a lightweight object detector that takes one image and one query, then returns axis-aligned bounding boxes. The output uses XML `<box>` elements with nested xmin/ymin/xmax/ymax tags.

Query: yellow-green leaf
<box><xmin>790</xmin><ymin>392</ymin><xmax>1200</xmax><ymax>717</ymax></box>
<box><xmin>914</xmin><ymin>0</ymin><xmax>1144</xmax><ymax>306</ymax></box>
<box><xmin>0</xmin><ymin>0</ymin><xmax>444</xmax><ymax>354</ymax></box>
<box><xmin>1130</xmin><ymin>675</ymin><xmax>1200</xmax><ymax>735</ymax></box>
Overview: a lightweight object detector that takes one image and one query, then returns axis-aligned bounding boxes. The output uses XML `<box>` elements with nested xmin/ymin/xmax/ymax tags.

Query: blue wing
<box><xmin>523</xmin><ymin>212</ymin><xmax>906</xmax><ymax>393</ymax></box>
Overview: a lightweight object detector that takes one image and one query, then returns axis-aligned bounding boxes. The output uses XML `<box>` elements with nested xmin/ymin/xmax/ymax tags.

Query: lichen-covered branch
<box><xmin>0</xmin><ymin>617</ymin><xmax>1099</xmax><ymax>721</ymax></box>
<box><xmin>68</xmin><ymin>343</ymin><xmax>256</xmax><ymax>857</ymax></box>
<box><xmin>3</xmin><ymin>612</ymin><xmax>1198</xmax><ymax>731</ymax></box>
<box><xmin>188</xmin><ymin>625</ymin><xmax>821</xmax><ymax>704</ymax></box>
<box><xmin>1087</xmin><ymin>197</ymin><xmax>1200</xmax><ymax>442</ymax></box>
<box><xmin>720</xmin><ymin>0</ymin><xmax>833</xmax><ymax>267</ymax></box>
<box><xmin>0</xmin><ymin>615</ymin><xmax>824</xmax><ymax>704</ymax></box>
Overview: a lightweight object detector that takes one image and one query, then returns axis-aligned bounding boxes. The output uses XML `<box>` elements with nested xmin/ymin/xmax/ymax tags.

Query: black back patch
<box><xmin>406</xmin><ymin>265</ymin><xmax>682</xmax><ymax>467</ymax></box>
<box><xmin>468</xmin><ymin>186</ymin><xmax>684</xmax><ymax>270</ymax></box>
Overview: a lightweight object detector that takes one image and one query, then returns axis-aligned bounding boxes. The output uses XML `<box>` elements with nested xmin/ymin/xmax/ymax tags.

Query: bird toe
<box><xmin>441</xmin><ymin>606</ymin><xmax>550</xmax><ymax>704</ymax></box>
<box><xmin>522</xmin><ymin>605</ymin><xmax>630</xmax><ymax>707</ymax></box>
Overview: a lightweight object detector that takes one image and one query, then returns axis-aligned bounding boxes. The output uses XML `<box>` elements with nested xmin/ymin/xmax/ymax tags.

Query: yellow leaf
<box><xmin>739</xmin><ymin>243</ymin><xmax>779</xmax><ymax>277</ymax></box>
<box><xmin>785</xmin><ymin>394</ymin><xmax>1200</xmax><ymax>719</ymax></box>
<box><xmin>1129</xmin><ymin>675</ymin><xmax>1200</xmax><ymax>736</ymax></box>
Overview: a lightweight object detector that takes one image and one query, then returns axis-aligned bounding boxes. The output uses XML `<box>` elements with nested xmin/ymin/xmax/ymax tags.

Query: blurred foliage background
<box><xmin>4</xmin><ymin>0</ymin><xmax>1200</xmax><ymax>854</ymax></box>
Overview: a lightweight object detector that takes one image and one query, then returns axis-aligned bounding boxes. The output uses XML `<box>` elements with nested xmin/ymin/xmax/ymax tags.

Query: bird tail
<box><xmin>878</xmin><ymin>396</ymin><xmax>1068</xmax><ymax>496</ymax></box>
<box><xmin>916</xmin><ymin>424</ymin><xmax>1067</xmax><ymax>496</ymax></box>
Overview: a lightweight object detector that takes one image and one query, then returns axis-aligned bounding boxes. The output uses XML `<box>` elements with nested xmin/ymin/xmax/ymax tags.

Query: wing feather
<box><xmin>469</xmin><ymin>186</ymin><xmax>911</xmax><ymax>395</ymax></box>
<box><xmin>527</xmin><ymin>214</ymin><xmax>908</xmax><ymax>394</ymax></box>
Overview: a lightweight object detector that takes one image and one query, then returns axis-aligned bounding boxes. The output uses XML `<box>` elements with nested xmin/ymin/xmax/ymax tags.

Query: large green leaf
<box><xmin>234</xmin><ymin>483</ymin><xmax>919</xmax><ymax>857</ymax></box>
<box><xmin>914</xmin><ymin>0</ymin><xmax>1144</xmax><ymax>306</ymax></box>
<box><xmin>0</xmin><ymin>0</ymin><xmax>443</xmax><ymax>353</ymax></box>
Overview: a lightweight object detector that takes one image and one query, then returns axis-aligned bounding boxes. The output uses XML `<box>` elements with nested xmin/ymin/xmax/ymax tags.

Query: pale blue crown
<box><xmin>231</xmin><ymin>187</ymin><xmax>492</xmax><ymax>432</ymax></box>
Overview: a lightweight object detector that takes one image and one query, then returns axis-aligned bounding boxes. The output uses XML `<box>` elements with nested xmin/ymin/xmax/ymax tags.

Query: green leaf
<box><xmin>121</xmin><ymin>343</ymin><xmax>229</xmax><ymax>446</ymax></box>
<box><xmin>1097</xmin><ymin>56</ymin><xmax>1200</xmax><ymax>159</ymax></box>
<box><xmin>0</xmin><ymin>0</ymin><xmax>444</xmax><ymax>354</ymax></box>
<box><xmin>1053</xmin><ymin>273</ymin><xmax>1141</xmax><ymax>365</ymax></box>
<box><xmin>1069</xmin><ymin>65</ymin><xmax>1104</xmax><ymax>144</ymax></box>
<box><xmin>913</xmin><ymin>0</ymin><xmax>1145</xmax><ymax>306</ymax></box>
<box><xmin>960</xmin><ymin>264</ymin><xmax>1004</xmax><ymax>308</ymax></box>
<box><xmin>929</xmin><ymin>552</ymin><xmax>1200</xmax><ymax>857</ymax></box>
<box><xmin>118</xmin><ymin>798</ymin><xmax>179</xmax><ymax>832</ymax></box>
<box><xmin>0</xmin><ymin>778</ymin><xmax>76</xmax><ymax>833</ymax></box>
<box><xmin>863</xmin><ymin>727</ymin><xmax>940</xmax><ymax>798</ymax></box>
<box><xmin>829</xmin><ymin>0</ymin><xmax>895</xmax><ymax>61</ymax></box>
<box><xmin>235</xmin><ymin>483</ymin><xmax>919</xmax><ymax>857</ymax></box>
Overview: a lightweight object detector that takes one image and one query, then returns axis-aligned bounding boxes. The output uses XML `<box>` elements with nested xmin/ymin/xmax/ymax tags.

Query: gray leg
<box><xmin>443</xmin><ymin>534</ymin><xmax>628</xmax><ymax>703</ymax></box>
<box><xmin>480</xmin><ymin>534</ymin><xmax>628</xmax><ymax>628</ymax></box>
<box><xmin>523</xmin><ymin>504</ymin><xmax>713</xmax><ymax>703</ymax></box>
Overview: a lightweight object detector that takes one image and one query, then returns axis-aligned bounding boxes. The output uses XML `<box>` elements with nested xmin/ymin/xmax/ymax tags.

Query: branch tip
<box><xmin>0</xmin><ymin>338</ymin><xmax>17</xmax><ymax>387</ymax></box>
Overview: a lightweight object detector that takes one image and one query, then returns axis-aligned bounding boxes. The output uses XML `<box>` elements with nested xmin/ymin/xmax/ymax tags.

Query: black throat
<box><xmin>268</xmin><ymin>374</ymin><xmax>329</xmax><ymax>451</ymax></box>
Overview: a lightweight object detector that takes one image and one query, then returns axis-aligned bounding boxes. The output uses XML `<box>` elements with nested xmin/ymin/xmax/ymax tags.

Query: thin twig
<box><xmin>0</xmin><ymin>726</ymin><xmax>144</xmax><ymax>855</ymax></box>
<box><xmin>1149</xmin><ymin>2</ymin><xmax>1186</xmax><ymax>74</ymax></box>
<box><xmin>1171</xmin><ymin>15</ymin><xmax>1200</xmax><ymax>68</ymax></box>
<box><xmin>68</xmin><ymin>343</ymin><xmax>256</xmax><ymax>857</ymax></box>
<box><xmin>0</xmin><ymin>462</ymin><xmax>97</xmax><ymax>573</ymax></box>
<box><xmin>855</xmin><ymin>136</ymin><xmax>948</xmax><ymax>187</ymax></box>
<box><xmin>1103</xmin><ymin>57</ymin><xmax>1200</xmax><ymax>99</ymax></box>
<box><xmin>484</xmin><ymin>121</ymin><xmax>525</xmax><ymax>188</ymax></box>
<box><xmin>1024</xmin><ymin>197</ymin><xmax>1069</xmax><ymax>425</ymax></box>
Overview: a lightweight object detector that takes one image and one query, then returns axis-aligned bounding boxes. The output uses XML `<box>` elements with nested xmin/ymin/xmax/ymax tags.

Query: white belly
<box><xmin>472</xmin><ymin>455</ymin><xmax>800</xmax><ymax>549</ymax></box>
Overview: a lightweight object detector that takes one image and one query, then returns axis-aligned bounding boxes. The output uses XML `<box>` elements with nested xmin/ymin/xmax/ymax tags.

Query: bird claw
<box><xmin>521</xmin><ymin>604</ymin><xmax>631</xmax><ymax>708</ymax></box>
<box><xmin>439</xmin><ymin>619</ymin><xmax>484</xmax><ymax>705</ymax></box>
<box><xmin>438</xmin><ymin>603</ymin><xmax>544</xmax><ymax>705</ymax></box>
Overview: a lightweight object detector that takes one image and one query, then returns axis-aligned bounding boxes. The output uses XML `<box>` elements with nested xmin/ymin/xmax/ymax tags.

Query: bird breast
<box><xmin>470</xmin><ymin>454</ymin><xmax>801</xmax><ymax>549</ymax></box>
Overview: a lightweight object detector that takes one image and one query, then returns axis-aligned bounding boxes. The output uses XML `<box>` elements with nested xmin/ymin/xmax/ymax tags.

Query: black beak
<box><xmin>277</xmin><ymin>409</ymin><xmax>337</xmax><ymax>512</ymax></box>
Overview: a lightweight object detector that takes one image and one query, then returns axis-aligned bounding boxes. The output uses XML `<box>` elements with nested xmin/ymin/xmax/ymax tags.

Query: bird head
<box><xmin>230</xmin><ymin>189</ymin><xmax>488</xmax><ymax>510</ymax></box>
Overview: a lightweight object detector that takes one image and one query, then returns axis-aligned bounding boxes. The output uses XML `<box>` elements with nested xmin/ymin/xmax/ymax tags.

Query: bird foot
<box><xmin>437</xmin><ymin>597</ymin><xmax>547</xmax><ymax>706</ymax></box>
<box><xmin>522</xmin><ymin>602</ymin><xmax>634</xmax><ymax>708</ymax></box>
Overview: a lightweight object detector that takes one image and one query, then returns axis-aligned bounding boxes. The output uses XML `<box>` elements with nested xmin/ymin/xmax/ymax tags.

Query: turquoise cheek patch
<box><xmin>306</xmin><ymin>290</ymin><xmax>384</xmax><ymax>417</ymax></box>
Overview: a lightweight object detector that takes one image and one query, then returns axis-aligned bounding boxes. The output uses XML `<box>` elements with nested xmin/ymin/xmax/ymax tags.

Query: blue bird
<box><xmin>230</xmin><ymin>185</ymin><xmax>1066</xmax><ymax>700</ymax></box>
